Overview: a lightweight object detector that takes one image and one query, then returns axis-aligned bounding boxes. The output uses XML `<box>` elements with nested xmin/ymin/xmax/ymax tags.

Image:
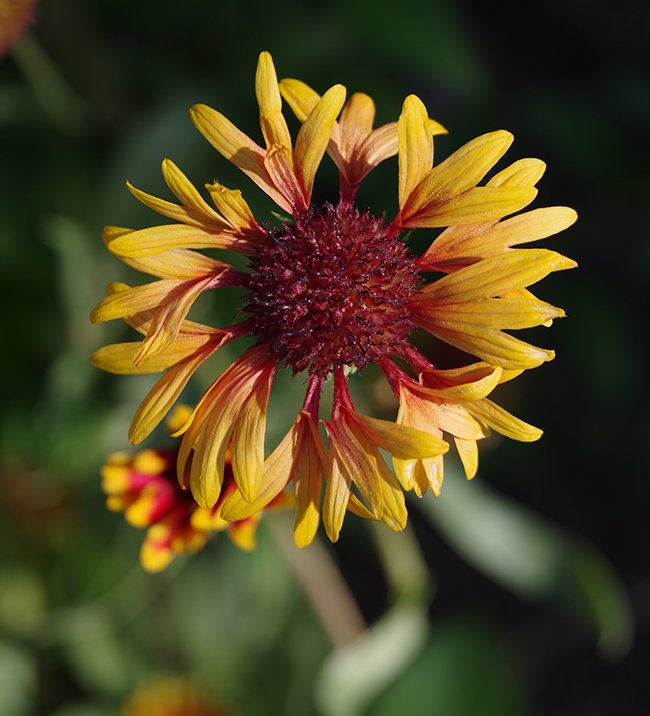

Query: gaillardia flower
<box><xmin>93</xmin><ymin>52</ymin><xmax>576</xmax><ymax>546</ymax></box>
<box><xmin>102</xmin><ymin>407</ymin><xmax>289</xmax><ymax>572</ymax></box>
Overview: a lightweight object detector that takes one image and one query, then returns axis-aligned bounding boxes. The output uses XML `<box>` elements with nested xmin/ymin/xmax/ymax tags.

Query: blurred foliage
<box><xmin>1</xmin><ymin>0</ymin><xmax>648</xmax><ymax>714</ymax></box>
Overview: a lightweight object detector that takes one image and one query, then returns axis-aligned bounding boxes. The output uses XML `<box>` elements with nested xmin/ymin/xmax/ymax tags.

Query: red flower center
<box><xmin>245</xmin><ymin>201</ymin><xmax>418</xmax><ymax>376</ymax></box>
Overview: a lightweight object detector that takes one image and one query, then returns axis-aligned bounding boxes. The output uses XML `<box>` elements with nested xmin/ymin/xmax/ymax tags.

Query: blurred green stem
<box><xmin>266</xmin><ymin>514</ymin><xmax>366</xmax><ymax>648</ymax></box>
<box><xmin>370</xmin><ymin>521</ymin><xmax>435</xmax><ymax>605</ymax></box>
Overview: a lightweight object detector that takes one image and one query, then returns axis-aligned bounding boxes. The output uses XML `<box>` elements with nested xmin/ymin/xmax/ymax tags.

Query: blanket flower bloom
<box><xmin>92</xmin><ymin>52</ymin><xmax>576</xmax><ymax>546</ymax></box>
<box><xmin>101</xmin><ymin>407</ymin><xmax>289</xmax><ymax>571</ymax></box>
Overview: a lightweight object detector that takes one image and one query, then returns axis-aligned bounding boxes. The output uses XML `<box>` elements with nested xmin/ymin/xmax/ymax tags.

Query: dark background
<box><xmin>1</xmin><ymin>0</ymin><xmax>648</xmax><ymax>714</ymax></box>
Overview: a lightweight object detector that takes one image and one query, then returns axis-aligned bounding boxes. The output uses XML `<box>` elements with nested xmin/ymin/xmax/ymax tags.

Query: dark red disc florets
<box><xmin>245</xmin><ymin>201</ymin><xmax>418</xmax><ymax>376</ymax></box>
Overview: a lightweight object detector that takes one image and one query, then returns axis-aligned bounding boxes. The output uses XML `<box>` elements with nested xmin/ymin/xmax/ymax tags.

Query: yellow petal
<box><xmin>488</xmin><ymin>158</ymin><xmax>546</xmax><ymax>188</ymax></box>
<box><xmin>455</xmin><ymin>437</ymin><xmax>479</xmax><ymax>479</ymax></box>
<box><xmin>465</xmin><ymin>399</ymin><xmax>543</xmax><ymax>442</ymax></box>
<box><xmin>359</xmin><ymin>116</ymin><xmax>446</xmax><ymax>177</ymax></box>
<box><xmin>433</xmin><ymin>404</ymin><xmax>486</xmax><ymax>440</ymax></box>
<box><xmin>106</xmin><ymin>224</ymin><xmax>250</xmax><ymax>258</ymax></box>
<box><xmin>278</xmin><ymin>78</ymin><xmax>321</xmax><ymax>121</ymax></box>
<box><xmin>220</xmin><ymin>425</ymin><xmax>297</xmax><ymax>520</ymax></box>
<box><xmin>415</xmin><ymin>364</ymin><xmax>502</xmax><ymax>402</ymax></box>
<box><xmin>405</xmin><ymin>130</ymin><xmax>514</xmax><ymax>216</ymax></box>
<box><xmin>91</xmin><ymin>336</ymin><xmax>210</xmax><ymax>374</ymax></box>
<box><xmin>322</xmin><ymin>452</ymin><xmax>351</xmax><ymax>543</ymax></box>
<box><xmin>140</xmin><ymin>536</ymin><xmax>174</xmax><ymax>573</ymax></box>
<box><xmin>255</xmin><ymin>51</ymin><xmax>293</xmax><ymax>152</ymax></box>
<box><xmin>415</xmin><ymin>456</ymin><xmax>444</xmax><ymax>497</ymax></box>
<box><xmin>417</xmin><ymin>249</ymin><xmax>577</xmax><ymax>303</ymax></box>
<box><xmin>403</xmin><ymin>185</ymin><xmax>538</xmax><ymax>228</ymax></box>
<box><xmin>134</xmin><ymin>276</ymin><xmax>215</xmax><ymax>366</ymax></box>
<box><xmin>416</xmin><ymin>315</ymin><xmax>555</xmax><ymax>369</ymax></box>
<box><xmin>231</xmin><ymin>367</ymin><xmax>275</xmax><ymax>503</ymax></box>
<box><xmin>205</xmin><ymin>182</ymin><xmax>259</xmax><ymax>232</ymax></box>
<box><xmin>264</xmin><ymin>144</ymin><xmax>306</xmax><ymax>211</ymax></box>
<box><xmin>183</xmin><ymin>349</ymin><xmax>270</xmax><ymax>507</ymax></box>
<box><xmin>190</xmin><ymin>103</ymin><xmax>293</xmax><ymax>213</ymax></box>
<box><xmin>294</xmin><ymin>84</ymin><xmax>347</xmax><ymax>203</ymax></box>
<box><xmin>346</xmin><ymin>408</ymin><xmax>449</xmax><ymax>459</ymax></box>
<box><xmin>398</xmin><ymin>95</ymin><xmax>434</xmax><ymax>209</ymax></box>
<box><xmin>228</xmin><ymin>518</ymin><xmax>260</xmax><ymax>551</ymax></box>
<box><xmin>293</xmin><ymin>419</ymin><xmax>326</xmax><ymax>548</ymax></box>
<box><xmin>126</xmin><ymin>182</ymin><xmax>214</xmax><ymax>230</ymax></box>
<box><xmin>90</xmin><ymin>279</ymin><xmax>182</xmax><ymax>323</ymax></box>
<box><xmin>108</xmin><ymin>244</ymin><xmax>233</xmax><ymax>281</ymax></box>
<box><xmin>128</xmin><ymin>348</ymin><xmax>210</xmax><ymax>444</ymax></box>
<box><xmin>427</xmin><ymin>118</ymin><xmax>448</xmax><ymax>137</ymax></box>
<box><xmin>427</xmin><ymin>297</ymin><xmax>565</xmax><ymax>330</ymax></box>
<box><xmin>325</xmin><ymin>417</ymin><xmax>382</xmax><ymax>518</ymax></box>
<box><xmin>421</xmin><ymin>206</ymin><xmax>577</xmax><ymax>267</ymax></box>
<box><xmin>161</xmin><ymin>158</ymin><xmax>227</xmax><ymax>225</ymax></box>
<box><xmin>359</xmin><ymin>123</ymin><xmax>399</xmax><ymax>170</ymax></box>
<box><xmin>375</xmin><ymin>464</ymin><xmax>408</xmax><ymax>532</ymax></box>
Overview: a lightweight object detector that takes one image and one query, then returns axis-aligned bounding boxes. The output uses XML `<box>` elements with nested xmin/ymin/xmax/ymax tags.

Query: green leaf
<box><xmin>315</xmin><ymin>603</ymin><xmax>429</xmax><ymax>716</ymax></box>
<box><xmin>366</xmin><ymin>615</ymin><xmax>532</xmax><ymax>716</ymax></box>
<box><xmin>0</xmin><ymin>641</ymin><xmax>36</xmax><ymax>716</ymax></box>
<box><xmin>421</xmin><ymin>466</ymin><xmax>633</xmax><ymax>657</ymax></box>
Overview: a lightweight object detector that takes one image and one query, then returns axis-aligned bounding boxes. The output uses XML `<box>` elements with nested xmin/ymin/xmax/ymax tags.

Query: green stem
<box><xmin>266</xmin><ymin>513</ymin><xmax>367</xmax><ymax>648</ymax></box>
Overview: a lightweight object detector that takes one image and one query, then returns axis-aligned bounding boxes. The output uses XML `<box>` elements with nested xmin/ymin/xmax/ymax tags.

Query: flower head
<box><xmin>101</xmin><ymin>407</ymin><xmax>289</xmax><ymax>571</ymax></box>
<box><xmin>93</xmin><ymin>52</ymin><xmax>576</xmax><ymax>546</ymax></box>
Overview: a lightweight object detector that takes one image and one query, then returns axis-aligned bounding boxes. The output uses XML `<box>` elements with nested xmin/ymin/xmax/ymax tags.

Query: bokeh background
<box><xmin>1</xmin><ymin>0</ymin><xmax>648</xmax><ymax>714</ymax></box>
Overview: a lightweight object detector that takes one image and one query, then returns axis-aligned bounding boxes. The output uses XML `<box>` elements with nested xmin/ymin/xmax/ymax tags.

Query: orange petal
<box><xmin>337</xmin><ymin>92</ymin><xmax>375</xmax><ymax>158</ymax></box>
